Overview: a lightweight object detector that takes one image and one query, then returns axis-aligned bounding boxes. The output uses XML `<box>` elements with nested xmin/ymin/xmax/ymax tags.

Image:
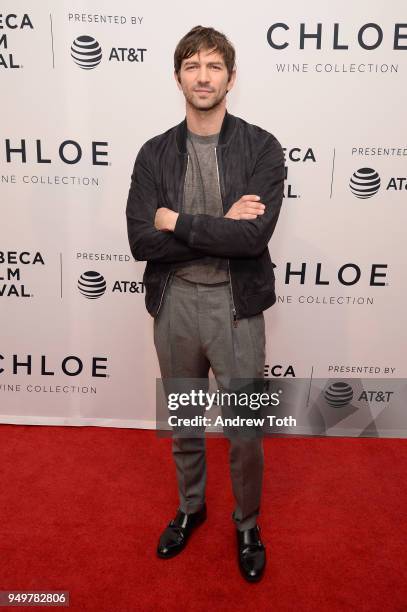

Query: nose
<box><xmin>197</xmin><ymin>65</ymin><xmax>210</xmax><ymax>84</ymax></box>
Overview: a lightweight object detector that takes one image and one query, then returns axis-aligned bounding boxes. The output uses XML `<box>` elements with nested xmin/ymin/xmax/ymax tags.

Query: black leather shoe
<box><xmin>236</xmin><ymin>524</ymin><xmax>266</xmax><ymax>582</ymax></box>
<box><xmin>156</xmin><ymin>504</ymin><xmax>207</xmax><ymax>559</ymax></box>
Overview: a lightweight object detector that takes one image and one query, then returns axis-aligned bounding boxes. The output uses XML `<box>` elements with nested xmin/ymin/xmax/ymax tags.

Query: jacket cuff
<box><xmin>174</xmin><ymin>212</ymin><xmax>194</xmax><ymax>243</ymax></box>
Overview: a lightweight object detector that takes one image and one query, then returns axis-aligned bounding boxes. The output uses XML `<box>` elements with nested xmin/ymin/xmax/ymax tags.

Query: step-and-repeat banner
<box><xmin>1</xmin><ymin>1</ymin><xmax>406</xmax><ymax>436</ymax></box>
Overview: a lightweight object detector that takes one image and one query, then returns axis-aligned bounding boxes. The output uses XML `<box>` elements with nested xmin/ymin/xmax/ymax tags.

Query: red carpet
<box><xmin>0</xmin><ymin>424</ymin><xmax>406</xmax><ymax>611</ymax></box>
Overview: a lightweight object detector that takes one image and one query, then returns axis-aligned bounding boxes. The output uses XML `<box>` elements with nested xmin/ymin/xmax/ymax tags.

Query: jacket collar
<box><xmin>175</xmin><ymin>109</ymin><xmax>237</xmax><ymax>154</ymax></box>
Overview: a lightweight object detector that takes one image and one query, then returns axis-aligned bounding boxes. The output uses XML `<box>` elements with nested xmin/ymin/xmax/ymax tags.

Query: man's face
<box><xmin>175</xmin><ymin>47</ymin><xmax>236</xmax><ymax>111</ymax></box>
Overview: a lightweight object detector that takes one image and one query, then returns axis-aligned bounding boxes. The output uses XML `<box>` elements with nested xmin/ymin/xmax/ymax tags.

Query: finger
<box><xmin>240</xmin><ymin>194</ymin><xmax>261</xmax><ymax>202</ymax></box>
<box><xmin>241</xmin><ymin>202</ymin><xmax>265</xmax><ymax>211</ymax></box>
<box><xmin>241</xmin><ymin>205</ymin><xmax>265</xmax><ymax>214</ymax></box>
<box><xmin>239</xmin><ymin>213</ymin><xmax>260</xmax><ymax>220</ymax></box>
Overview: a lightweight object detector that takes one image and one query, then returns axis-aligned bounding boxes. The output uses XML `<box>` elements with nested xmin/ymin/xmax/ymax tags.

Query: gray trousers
<box><xmin>153</xmin><ymin>274</ymin><xmax>266</xmax><ymax>531</ymax></box>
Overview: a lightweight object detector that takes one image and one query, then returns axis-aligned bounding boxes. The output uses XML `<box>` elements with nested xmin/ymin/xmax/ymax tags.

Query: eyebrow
<box><xmin>183</xmin><ymin>60</ymin><xmax>224</xmax><ymax>67</ymax></box>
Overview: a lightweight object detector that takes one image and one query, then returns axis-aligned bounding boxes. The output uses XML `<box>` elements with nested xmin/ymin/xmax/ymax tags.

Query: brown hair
<box><xmin>174</xmin><ymin>25</ymin><xmax>236</xmax><ymax>81</ymax></box>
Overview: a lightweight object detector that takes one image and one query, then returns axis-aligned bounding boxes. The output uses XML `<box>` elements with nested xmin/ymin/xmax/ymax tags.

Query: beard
<box><xmin>183</xmin><ymin>87</ymin><xmax>228</xmax><ymax>112</ymax></box>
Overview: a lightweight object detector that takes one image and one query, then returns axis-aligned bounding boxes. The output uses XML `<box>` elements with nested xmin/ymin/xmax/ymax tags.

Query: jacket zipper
<box><xmin>214</xmin><ymin>146</ymin><xmax>238</xmax><ymax>328</ymax></box>
<box><xmin>156</xmin><ymin>271</ymin><xmax>171</xmax><ymax>316</ymax></box>
<box><xmin>155</xmin><ymin>154</ymin><xmax>190</xmax><ymax>316</ymax></box>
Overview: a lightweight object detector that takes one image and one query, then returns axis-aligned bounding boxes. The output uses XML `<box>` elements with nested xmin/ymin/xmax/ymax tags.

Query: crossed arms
<box><xmin>126</xmin><ymin>134</ymin><xmax>285</xmax><ymax>263</ymax></box>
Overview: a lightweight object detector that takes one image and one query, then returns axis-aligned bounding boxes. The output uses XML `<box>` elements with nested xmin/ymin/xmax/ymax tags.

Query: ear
<box><xmin>174</xmin><ymin>70</ymin><xmax>182</xmax><ymax>90</ymax></box>
<box><xmin>226</xmin><ymin>68</ymin><xmax>237</xmax><ymax>92</ymax></box>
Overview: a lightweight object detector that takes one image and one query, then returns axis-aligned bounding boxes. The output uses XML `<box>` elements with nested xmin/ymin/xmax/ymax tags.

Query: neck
<box><xmin>185</xmin><ymin>102</ymin><xmax>226</xmax><ymax>136</ymax></box>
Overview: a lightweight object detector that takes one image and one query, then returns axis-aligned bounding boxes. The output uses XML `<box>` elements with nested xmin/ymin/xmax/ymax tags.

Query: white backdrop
<box><xmin>1</xmin><ymin>1</ymin><xmax>406</xmax><ymax>435</ymax></box>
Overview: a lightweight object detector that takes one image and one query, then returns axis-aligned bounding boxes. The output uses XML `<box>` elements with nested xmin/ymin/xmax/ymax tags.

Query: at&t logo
<box><xmin>324</xmin><ymin>381</ymin><xmax>394</xmax><ymax>408</ymax></box>
<box><xmin>70</xmin><ymin>35</ymin><xmax>146</xmax><ymax>69</ymax></box>
<box><xmin>77</xmin><ymin>271</ymin><xmax>144</xmax><ymax>298</ymax></box>
<box><xmin>71</xmin><ymin>35</ymin><xmax>102</xmax><ymax>69</ymax></box>
<box><xmin>350</xmin><ymin>167</ymin><xmax>407</xmax><ymax>198</ymax></box>
<box><xmin>349</xmin><ymin>168</ymin><xmax>381</xmax><ymax>199</ymax></box>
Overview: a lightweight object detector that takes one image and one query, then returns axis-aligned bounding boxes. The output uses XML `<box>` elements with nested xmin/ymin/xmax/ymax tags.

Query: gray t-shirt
<box><xmin>173</xmin><ymin>129</ymin><xmax>229</xmax><ymax>284</ymax></box>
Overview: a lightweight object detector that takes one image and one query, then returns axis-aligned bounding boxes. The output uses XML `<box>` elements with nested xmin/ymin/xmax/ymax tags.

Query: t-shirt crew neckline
<box><xmin>187</xmin><ymin>128</ymin><xmax>219</xmax><ymax>145</ymax></box>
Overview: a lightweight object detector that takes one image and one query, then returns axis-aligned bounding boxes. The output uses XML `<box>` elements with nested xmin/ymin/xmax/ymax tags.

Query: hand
<box><xmin>154</xmin><ymin>207</ymin><xmax>179</xmax><ymax>232</ymax></box>
<box><xmin>224</xmin><ymin>195</ymin><xmax>265</xmax><ymax>220</ymax></box>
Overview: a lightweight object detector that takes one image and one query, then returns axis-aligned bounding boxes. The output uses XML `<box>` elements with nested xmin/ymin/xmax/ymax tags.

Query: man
<box><xmin>126</xmin><ymin>25</ymin><xmax>285</xmax><ymax>582</ymax></box>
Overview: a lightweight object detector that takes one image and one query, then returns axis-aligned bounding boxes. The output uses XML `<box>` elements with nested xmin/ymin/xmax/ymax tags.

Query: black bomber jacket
<box><xmin>125</xmin><ymin>110</ymin><xmax>285</xmax><ymax>322</ymax></box>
